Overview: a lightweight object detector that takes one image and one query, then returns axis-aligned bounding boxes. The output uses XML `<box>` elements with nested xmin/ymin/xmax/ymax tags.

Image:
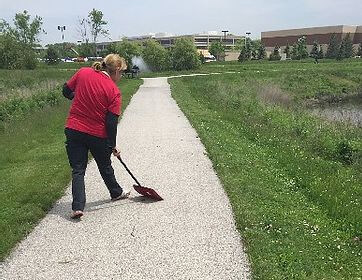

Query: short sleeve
<box><xmin>66</xmin><ymin>68</ymin><xmax>82</xmax><ymax>91</ymax></box>
<box><xmin>108</xmin><ymin>88</ymin><xmax>121</xmax><ymax>116</ymax></box>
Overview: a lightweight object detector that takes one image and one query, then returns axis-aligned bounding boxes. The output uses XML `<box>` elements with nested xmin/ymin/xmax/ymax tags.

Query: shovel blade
<box><xmin>133</xmin><ymin>184</ymin><xmax>163</xmax><ymax>201</ymax></box>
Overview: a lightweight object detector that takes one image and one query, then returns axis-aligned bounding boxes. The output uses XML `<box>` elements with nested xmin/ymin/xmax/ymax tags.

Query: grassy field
<box><xmin>169</xmin><ymin>60</ymin><xmax>361</xmax><ymax>279</ymax></box>
<box><xmin>0</xmin><ymin>68</ymin><xmax>142</xmax><ymax>261</ymax></box>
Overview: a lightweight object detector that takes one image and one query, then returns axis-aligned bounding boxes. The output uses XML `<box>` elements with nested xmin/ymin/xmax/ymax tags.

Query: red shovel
<box><xmin>117</xmin><ymin>155</ymin><xmax>163</xmax><ymax>201</ymax></box>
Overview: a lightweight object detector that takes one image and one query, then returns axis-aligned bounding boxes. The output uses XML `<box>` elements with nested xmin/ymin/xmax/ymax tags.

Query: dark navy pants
<box><xmin>65</xmin><ymin>128</ymin><xmax>123</xmax><ymax>211</ymax></box>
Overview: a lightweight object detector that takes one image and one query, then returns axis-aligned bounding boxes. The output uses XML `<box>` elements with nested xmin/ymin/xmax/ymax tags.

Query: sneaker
<box><xmin>71</xmin><ymin>210</ymin><xmax>84</xmax><ymax>219</ymax></box>
<box><xmin>111</xmin><ymin>190</ymin><xmax>131</xmax><ymax>201</ymax></box>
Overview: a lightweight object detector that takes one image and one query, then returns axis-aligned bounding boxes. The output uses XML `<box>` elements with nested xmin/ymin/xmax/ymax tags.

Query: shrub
<box><xmin>44</xmin><ymin>45</ymin><xmax>60</xmax><ymax>65</ymax></box>
<box><xmin>142</xmin><ymin>40</ymin><xmax>170</xmax><ymax>71</ymax></box>
<box><xmin>0</xmin><ymin>34</ymin><xmax>37</xmax><ymax>69</ymax></box>
<box><xmin>170</xmin><ymin>38</ymin><xmax>201</xmax><ymax>71</ymax></box>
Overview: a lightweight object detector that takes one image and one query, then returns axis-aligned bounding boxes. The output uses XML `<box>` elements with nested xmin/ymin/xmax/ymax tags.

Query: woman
<box><xmin>63</xmin><ymin>54</ymin><xmax>130</xmax><ymax>219</ymax></box>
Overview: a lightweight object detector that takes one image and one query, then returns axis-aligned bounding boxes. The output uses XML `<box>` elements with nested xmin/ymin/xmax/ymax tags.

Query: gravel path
<box><xmin>0</xmin><ymin>77</ymin><xmax>250</xmax><ymax>280</ymax></box>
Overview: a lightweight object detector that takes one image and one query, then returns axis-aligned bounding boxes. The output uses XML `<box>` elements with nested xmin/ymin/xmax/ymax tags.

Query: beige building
<box><xmin>261</xmin><ymin>25</ymin><xmax>362</xmax><ymax>56</ymax></box>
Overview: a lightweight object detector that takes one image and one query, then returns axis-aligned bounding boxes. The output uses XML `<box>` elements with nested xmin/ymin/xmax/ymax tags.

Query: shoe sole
<box><xmin>111</xmin><ymin>191</ymin><xmax>131</xmax><ymax>201</ymax></box>
<box><xmin>71</xmin><ymin>212</ymin><xmax>84</xmax><ymax>219</ymax></box>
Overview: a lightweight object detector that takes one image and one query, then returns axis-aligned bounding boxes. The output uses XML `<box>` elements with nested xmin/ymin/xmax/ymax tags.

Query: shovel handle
<box><xmin>116</xmin><ymin>155</ymin><xmax>142</xmax><ymax>187</ymax></box>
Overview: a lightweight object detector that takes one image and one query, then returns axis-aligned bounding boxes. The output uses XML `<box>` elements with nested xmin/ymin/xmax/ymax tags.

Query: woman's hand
<box><xmin>112</xmin><ymin>147</ymin><xmax>121</xmax><ymax>157</ymax></box>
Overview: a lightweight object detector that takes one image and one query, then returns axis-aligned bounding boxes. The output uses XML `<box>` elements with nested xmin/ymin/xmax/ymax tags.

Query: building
<box><xmin>261</xmin><ymin>25</ymin><xmax>362</xmax><ymax>56</ymax></box>
<box><xmin>96</xmin><ymin>31</ymin><xmax>243</xmax><ymax>61</ymax></box>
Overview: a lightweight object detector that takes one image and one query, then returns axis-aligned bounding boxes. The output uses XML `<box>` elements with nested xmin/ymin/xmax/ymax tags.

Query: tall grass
<box><xmin>170</xmin><ymin>73</ymin><xmax>361</xmax><ymax>279</ymax></box>
<box><xmin>0</xmin><ymin>78</ymin><xmax>142</xmax><ymax>261</ymax></box>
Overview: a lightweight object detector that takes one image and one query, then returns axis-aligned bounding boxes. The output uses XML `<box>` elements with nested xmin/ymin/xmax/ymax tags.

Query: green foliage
<box><xmin>114</xmin><ymin>40</ymin><xmax>142</xmax><ymax>69</ymax></box>
<box><xmin>326</xmin><ymin>34</ymin><xmax>340</xmax><ymax>59</ymax></box>
<box><xmin>269</xmin><ymin>45</ymin><xmax>281</xmax><ymax>61</ymax></box>
<box><xmin>77</xmin><ymin>42</ymin><xmax>96</xmax><ymax>57</ymax></box>
<box><xmin>88</xmin><ymin>8</ymin><xmax>109</xmax><ymax>43</ymax></box>
<box><xmin>0</xmin><ymin>10</ymin><xmax>42</xmax><ymax>69</ymax></box>
<box><xmin>170</xmin><ymin>38</ymin><xmax>201</xmax><ymax>70</ymax></box>
<box><xmin>284</xmin><ymin>43</ymin><xmax>291</xmax><ymax>58</ymax></box>
<box><xmin>142</xmin><ymin>40</ymin><xmax>169</xmax><ymax>71</ymax></box>
<box><xmin>318</xmin><ymin>45</ymin><xmax>324</xmax><ymax>59</ymax></box>
<box><xmin>257</xmin><ymin>43</ymin><xmax>267</xmax><ymax>60</ymax></box>
<box><xmin>0</xmin><ymin>34</ymin><xmax>37</xmax><ymax>70</ymax></box>
<box><xmin>209</xmin><ymin>41</ymin><xmax>225</xmax><ymax>61</ymax></box>
<box><xmin>310</xmin><ymin>41</ymin><xmax>319</xmax><ymax>58</ymax></box>
<box><xmin>8</xmin><ymin>10</ymin><xmax>44</xmax><ymax>46</ymax></box>
<box><xmin>44</xmin><ymin>46</ymin><xmax>60</xmax><ymax>65</ymax></box>
<box><xmin>337</xmin><ymin>33</ymin><xmax>354</xmax><ymax>60</ymax></box>
<box><xmin>238</xmin><ymin>46</ymin><xmax>249</xmax><ymax>62</ymax></box>
<box><xmin>45</xmin><ymin>42</ymin><xmax>77</xmax><ymax>58</ymax></box>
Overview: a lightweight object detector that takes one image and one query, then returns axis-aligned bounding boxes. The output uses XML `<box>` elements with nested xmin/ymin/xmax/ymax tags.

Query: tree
<box><xmin>257</xmin><ymin>43</ymin><xmax>266</xmax><ymax>60</ymax></box>
<box><xmin>44</xmin><ymin>45</ymin><xmax>60</xmax><ymax>64</ymax></box>
<box><xmin>357</xmin><ymin>43</ymin><xmax>362</xmax><ymax>57</ymax></box>
<box><xmin>269</xmin><ymin>45</ymin><xmax>281</xmax><ymax>61</ymax></box>
<box><xmin>342</xmin><ymin>33</ymin><xmax>354</xmax><ymax>58</ymax></box>
<box><xmin>142</xmin><ymin>40</ymin><xmax>169</xmax><ymax>71</ymax></box>
<box><xmin>238</xmin><ymin>46</ymin><xmax>248</xmax><ymax>62</ymax></box>
<box><xmin>209</xmin><ymin>41</ymin><xmax>225</xmax><ymax>61</ymax></box>
<box><xmin>114</xmin><ymin>39</ymin><xmax>142</xmax><ymax>69</ymax></box>
<box><xmin>326</xmin><ymin>34</ymin><xmax>339</xmax><ymax>59</ymax></box>
<box><xmin>284</xmin><ymin>43</ymin><xmax>291</xmax><ymax>58</ymax></box>
<box><xmin>291</xmin><ymin>43</ymin><xmax>299</xmax><ymax>60</ymax></box>
<box><xmin>0</xmin><ymin>10</ymin><xmax>42</xmax><ymax>69</ymax></box>
<box><xmin>297</xmin><ymin>36</ymin><xmax>308</xmax><ymax>59</ymax></box>
<box><xmin>170</xmin><ymin>38</ymin><xmax>201</xmax><ymax>70</ymax></box>
<box><xmin>310</xmin><ymin>41</ymin><xmax>319</xmax><ymax>58</ymax></box>
<box><xmin>88</xmin><ymin>8</ymin><xmax>110</xmax><ymax>44</ymax></box>
<box><xmin>318</xmin><ymin>45</ymin><xmax>324</xmax><ymax>59</ymax></box>
<box><xmin>10</xmin><ymin>10</ymin><xmax>44</xmax><ymax>46</ymax></box>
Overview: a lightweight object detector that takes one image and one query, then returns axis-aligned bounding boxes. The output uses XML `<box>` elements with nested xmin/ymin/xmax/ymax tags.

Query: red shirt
<box><xmin>65</xmin><ymin>67</ymin><xmax>121</xmax><ymax>138</ymax></box>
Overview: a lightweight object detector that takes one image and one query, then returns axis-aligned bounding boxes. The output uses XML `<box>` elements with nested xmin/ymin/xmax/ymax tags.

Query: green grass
<box><xmin>0</xmin><ymin>78</ymin><xmax>142</xmax><ymax>261</ymax></box>
<box><xmin>169</xmin><ymin>73</ymin><xmax>361</xmax><ymax>279</ymax></box>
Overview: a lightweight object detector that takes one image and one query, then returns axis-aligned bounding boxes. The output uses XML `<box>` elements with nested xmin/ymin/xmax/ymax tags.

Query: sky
<box><xmin>1</xmin><ymin>0</ymin><xmax>362</xmax><ymax>45</ymax></box>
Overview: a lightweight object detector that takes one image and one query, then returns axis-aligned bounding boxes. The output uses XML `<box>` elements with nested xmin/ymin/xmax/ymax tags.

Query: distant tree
<box><xmin>8</xmin><ymin>10</ymin><xmax>44</xmax><ymax>47</ymax></box>
<box><xmin>199</xmin><ymin>52</ymin><xmax>206</xmax><ymax>64</ymax></box>
<box><xmin>88</xmin><ymin>9</ymin><xmax>110</xmax><ymax>44</ymax></box>
<box><xmin>44</xmin><ymin>45</ymin><xmax>60</xmax><ymax>64</ymax></box>
<box><xmin>284</xmin><ymin>43</ymin><xmax>291</xmax><ymax>58</ymax></box>
<box><xmin>170</xmin><ymin>38</ymin><xmax>201</xmax><ymax>70</ymax></box>
<box><xmin>317</xmin><ymin>45</ymin><xmax>324</xmax><ymax>59</ymax></box>
<box><xmin>297</xmin><ymin>36</ymin><xmax>309</xmax><ymax>59</ymax></box>
<box><xmin>342</xmin><ymin>33</ymin><xmax>354</xmax><ymax>58</ymax></box>
<box><xmin>326</xmin><ymin>34</ymin><xmax>339</xmax><ymax>59</ymax></box>
<box><xmin>209</xmin><ymin>41</ymin><xmax>225</xmax><ymax>61</ymax></box>
<box><xmin>269</xmin><ymin>45</ymin><xmax>281</xmax><ymax>61</ymax></box>
<box><xmin>0</xmin><ymin>10</ymin><xmax>42</xmax><ymax>69</ymax></box>
<box><xmin>257</xmin><ymin>43</ymin><xmax>266</xmax><ymax>60</ymax></box>
<box><xmin>310</xmin><ymin>41</ymin><xmax>319</xmax><ymax>58</ymax></box>
<box><xmin>291</xmin><ymin>43</ymin><xmax>299</xmax><ymax>60</ymax></box>
<box><xmin>357</xmin><ymin>43</ymin><xmax>362</xmax><ymax>56</ymax></box>
<box><xmin>142</xmin><ymin>40</ymin><xmax>169</xmax><ymax>71</ymax></box>
<box><xmin>238</xmin><ymin>46</ymin><xmax>248</xmax><ymax>62</ymax></box>
<box><xmin>77</xmin><ymin>42</ymin><xmax>95</xmax><ymax>57</ymax></box>
<box><xmin>114</xmin><ymin>40</ymin><xmax>142</xmax><ymax>69</ymax></box>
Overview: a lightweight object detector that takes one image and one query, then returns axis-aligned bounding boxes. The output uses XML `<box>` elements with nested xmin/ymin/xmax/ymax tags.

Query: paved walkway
<box><xmin>0</xmin><ymin>78</ymin><xmax>250</xmax><ymax>280</ymax></box>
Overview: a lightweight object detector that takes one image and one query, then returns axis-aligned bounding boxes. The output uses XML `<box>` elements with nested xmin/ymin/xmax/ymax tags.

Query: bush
<box><xmin>142</xmin><ymin>40</ymin><xmax>170</xmax><ymax>71</ymax></box>
<box><xmin>170</xmin><ymin>38</ymin><xmax>201</xmax><ymax>71</ymax></box>
<box><xmin>44</xmin><ymin>46</ymin><xmax>60</xmax><ymax>65</ymax></box>
<box><xmin>0</xmin><ymin>34</ymin><xmax>37</xmax><ymax>69</ymax></box>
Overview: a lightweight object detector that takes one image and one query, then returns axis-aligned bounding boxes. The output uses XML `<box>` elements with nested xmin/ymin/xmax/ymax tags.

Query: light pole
<box><xmin>245</xmin><ymin>31</ymin><xmax>251</xmax><ymax>48</ymax></box>
<box><xmin>58</xmin><ymin>25</ymin><xmax>66</xmax><ymax>41</ymax></box>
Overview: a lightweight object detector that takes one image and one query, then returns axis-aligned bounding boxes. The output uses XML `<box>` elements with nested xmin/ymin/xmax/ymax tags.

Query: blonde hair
<box><xmin>92</xmin><ymin>54</ymin><xmax>127</xmax><ymax>74</ymax></box>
